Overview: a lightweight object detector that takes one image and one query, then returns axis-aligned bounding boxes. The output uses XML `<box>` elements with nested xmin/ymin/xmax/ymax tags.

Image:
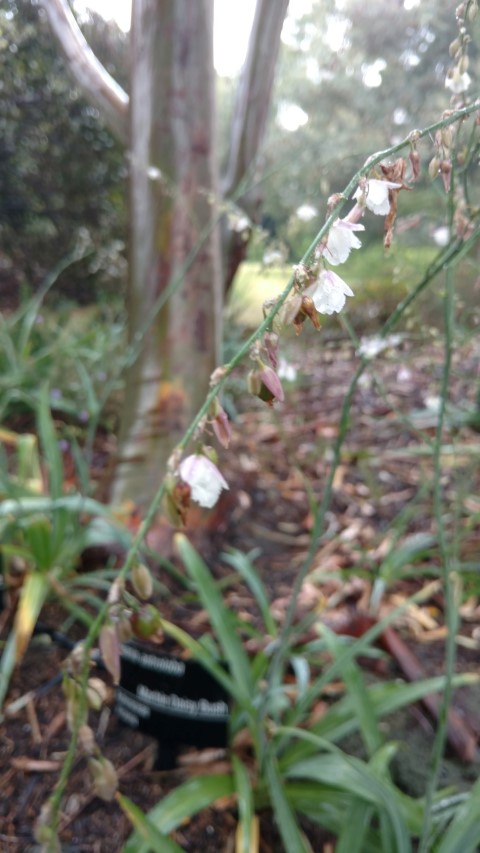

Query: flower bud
<box><xmin>248</xmin><ymin>362</ymin><xmax>285</xmax><ymax>406</ymax></box>
<box><xmin>441</xmin><ymin>126</ymin><xmax>454</xmax><ymax>150</ymax></box>
<box><xmin>409</xmin><ymin>149</ymin><xmax>420</xmax><ymax>181</ymax></box>
<box><xmin>86</xmin><ymin>677</ymin><xmax>109</xmax><ymax>711</ymax></box>
<box><xmin>99</xmin><ymin>622</ymin><xmax>121</xmax><ymax>685</ymax></box>
<box><xmin>468</xmin><ymin>0</ymin><xmax>478</xmax><ymax>21</ymax></box>
<box><xmin>78</xmin><ymin>723</ymin><xmax>96</xmax><ymax>755</ymax></box>
<box><xmin>88</xmin><ymin>756</ymin><xmax>118</xmax><ymax>802</ymax></box>
<box><xmin>440</xmin><ymin>159</ymin><xmax>452</xmax><ymax>193</ymax></box>
<box><xmin>247</xmin><ymin>369</ymin><xmax>262</xmax><ymax>397</ymax></box>
<box><xmin>34</xmin><ymin>803</ymin><xmax>58</xmax><ymax>846</ymax></box>
<box><xmin>459</xmin><ymin>54</ymin><xmax>469</xmax><ymax>73</ymax></box>
<box><xmin>131</xmin><ymin>563</ymin><xmax>153</xmax><ymax>600</ymax></box>
<box><xmin>449</xmin><ymin>37</ymin><xmax>461</xmax><ymax>57</ymax></box>
<box><xmin>211</xmin><ymin>401</ymin><xmax>232</xmax><ymax>449</ymax></box>
<box><xmin>264</xmin><ymin>332</ymin><xmax>279</xmax><ymax>370</ymax></box>
<box><xmin>428</xmin><ymin>156</ymin><xmax>441</xmax><ymax>179</ymax></box>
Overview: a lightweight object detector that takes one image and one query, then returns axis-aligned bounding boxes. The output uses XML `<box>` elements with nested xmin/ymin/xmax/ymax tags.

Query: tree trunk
<box><xmin>42</xmin><ymin>0</ymin><xmax>289</xmax><ymax>510</ymax></box>
<box><xmin>110</xmin><ymin>0</ymin><xmax>222</xmax><ymax>508</ymax></box>
<box><xmin>221</xmin><ymin>0</ymin><xmax>290</xmax><ymax>292</ymax></box>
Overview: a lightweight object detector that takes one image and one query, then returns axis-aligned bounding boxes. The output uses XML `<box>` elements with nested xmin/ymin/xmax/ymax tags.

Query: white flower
<box><xmin>445</xmin><ymin>69</ymin><xmax>471</xmax><ymax>94</ymax></box>
<box><xmin>305</xmin><ymin>270</ymin><xmax>354</xmax><ymax>315</ymax></box>
<box><xmin>277</xmin><ymin>358</ymin><xmax>297</xmax><ymax>382</ymax></box>
<box><xmin>354</xmin><ymin>179</ymin><xmax>401</xmax><ymax>216</ymax></box>
<box><xmin>322</xmin><ymin>219</ymin><xmax>364</xmax><ymax>265</ymax></box>
<box><xmin>357</xmin><ymin>333</ymin><xmax>403</xmax><ymax>359</ymax></box>
<box><xmin>179</xmin><ymin>454</ymin><xmax>229</xmax><ymax>509</ymax></box>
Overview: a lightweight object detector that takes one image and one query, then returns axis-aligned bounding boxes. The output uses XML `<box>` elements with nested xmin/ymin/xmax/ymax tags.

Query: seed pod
<box><xmin>78</xmin><ymin>723</ymin><xmax>96</xmax><ymax>756</ymax></box>
<box><xmin>131</xmin><ymin>563</ymin><xmax>153</xmax><ymax>600</ymax></box>
<box><xmin>131</xmin><ymin>604</ymin><xmax>163</xmax><ymax>639</ymax></box>
<box><xmin>86</xmin><ymin>677</ymin><xmax>109</xmax><ymax>711</ymax></box>
<box><xmin>428</xmin><ymin>156</ymin><xmax>441</xmax><ymax>179</ymax></box>
<box><xmin>89</xmin><ymin>757</ymin><xmax>118</xmax><ymax>802</ymax></box>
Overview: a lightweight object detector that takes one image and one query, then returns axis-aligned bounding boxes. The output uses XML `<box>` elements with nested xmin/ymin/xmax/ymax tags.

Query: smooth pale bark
<box><xmin>42</xmin><ymin>0</ymin><xmax>290</xmax><ymax>509</ymax></box>
<box><xmin>39</xmin><ymin>0</ymin><xmax>129</xmax><ymax>142</ymax></box>
<box><xmin>111</xmin><ymin>0</ymin><xmax>222</xmax><ymax>507</ymax></box>
<box><xmin>221</xmin><ymin>0</ymin><xmax>290</xmax><ymax>290</ymax></box>
<box><xmin>222</xmin><ymin>0</ymin><xmax>290</xmax><ymax>202</ymax></box>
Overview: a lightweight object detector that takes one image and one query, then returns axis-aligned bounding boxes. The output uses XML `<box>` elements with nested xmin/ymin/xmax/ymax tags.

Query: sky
<box><xmin>74</xmin><ymin>0</ymin><xmax>258</xmax><ymax>77</ymax></box>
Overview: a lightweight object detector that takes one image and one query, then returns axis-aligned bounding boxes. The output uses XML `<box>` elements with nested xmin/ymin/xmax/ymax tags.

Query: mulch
<box><xmin>1</xmin><ymin>330</ymin><xmax>480</xmax><ymax>851</ymax></box>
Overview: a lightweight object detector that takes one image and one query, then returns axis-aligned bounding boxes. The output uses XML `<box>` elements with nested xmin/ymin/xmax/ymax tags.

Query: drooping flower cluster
<box><xmin>278</xmin><ymin>170</ymin><xmax>406</xmax><ymax>336</ymax></box>
<box><xmin>445</xmin><ymin>2</ymin><xmax>475</xmax><ymax>96</ymax></box>
<box><xmin>169</xmin><ymin>165</ymin><xmax>415</xmax><ymax>515</ymax></box>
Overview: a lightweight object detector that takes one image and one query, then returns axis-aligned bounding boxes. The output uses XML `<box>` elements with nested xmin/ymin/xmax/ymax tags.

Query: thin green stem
<box><xmin>418</xmin><ymin>196</ymin><xmax>459</xmax><ymax>853</ymax></box>
<box><xmin>44</xmin><ymin>101</ymin><xmax>480</xmax><ymax>842</ymax></box>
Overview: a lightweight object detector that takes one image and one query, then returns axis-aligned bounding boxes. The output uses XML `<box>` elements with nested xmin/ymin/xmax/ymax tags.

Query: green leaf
<box><xmin>175</xmin><ymin>534</ymin><xmax>254</xmax><ymax>707</ymax></box>
<box><xmin>22</xmin><ymin>516</ymin><xmax>54</xmax><ymax>571</ymax></box>
<box><xmin>280</xmin><ymin>674</ymin><xmax>479</xmax><ymax>768</ymax></box>
<box><xmin>232</xmin><ymin>755</ymin><xmax>254</xmax><ymax>853</ymax></box>
<box><xmin>160</xmin><ymin>617</ymin><xmax>238</xmax><ymax>701</ymax></box>
<box><xmin>436</xmin><ymin>779</ymin><xmax>480</xmax><ymax>853</ymax></box>
<box><xmin>37</xmin><ymin>385</ymin><xmax>64</xmax><ymax>501</ymax></box>
<box><xmin>75</xmin><ymin>361</ymin><xmax>100</xmax><ymax>418</ymax></box>
<box><xmin>0</xmin><ymin>495</ymin><xmax>116</xmax><ymax>519</ymax></box>
<box><xmin>321</xmin><ymin>624</ymin><xmax>382</xmax><ymax>757</ymax></box>
<box><xmin>0</xmin><ymin>631</ymin><xmax>18</xmax><ymax>711</ymax></box>
<box><xmin>336</xmin><ymin>799</ymin><xmax>374</xmax><ymax>853</ymax></box>
<box><xmin>123</xmin><ymin>774</ymin><xmax>234</xmax><ymax>853</ymax></box>
<box><xmin>284</xmin><ymin>750</ymin><xmax>411</xmax><ymax>852</ymax></box>
<box><xmin>117</xmin><ymin>794</ymin><xmax>184</xmax><ymax>853</ymax></box>
<box><xmin>222</xmin><ymin>548</ymin><xmax>277</xmax><ymax>636</ymax></box>
<box><xmin>265</xmin><ymin>753</ymin><xmax>312</xmax><ymax>853</ymax></box>
<box><xmin>282</xmin><ymin>780</ymin><xmax>383</xmax><ymax>845</ymax></box>
<box><xmin>14</xmin><ymin>571</ymin><xmax>50</xmax><ymax>664</ymax></box>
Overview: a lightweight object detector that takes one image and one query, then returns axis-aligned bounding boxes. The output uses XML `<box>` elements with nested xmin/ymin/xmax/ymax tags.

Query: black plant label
<box><xmin>115</xmin><ymin>642</ymin><xmax>229</xmax><ymax>751</ymax></box>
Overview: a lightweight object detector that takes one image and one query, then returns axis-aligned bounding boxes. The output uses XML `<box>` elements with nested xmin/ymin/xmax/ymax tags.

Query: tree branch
<box><xmin>39</xmin><ymin>0</ymin><xmax>129</xmax><ymax>144</ymax></box>
<box><xmin>221</xmin><ymin>0</ymin><xmax>289</xmax><ymax>207</ymax></box>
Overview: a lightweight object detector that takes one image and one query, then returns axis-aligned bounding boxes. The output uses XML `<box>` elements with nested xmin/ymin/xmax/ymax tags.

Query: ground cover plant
<box><xmin>1</xmin><ymin>1</ymin><xmax>480</xmax><ymax>852</ymax></box>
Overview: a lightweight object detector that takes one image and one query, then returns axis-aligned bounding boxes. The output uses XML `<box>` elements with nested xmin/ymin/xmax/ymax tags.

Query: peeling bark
<box><xmin>42</xmin><ymin>0</ymin><xmax>289</xmax><ymax>509</ymax></box>
<box><xmin>111</xmin><ymin>0</ymin><xmax>222</xmax><ymax>508</ymax></box>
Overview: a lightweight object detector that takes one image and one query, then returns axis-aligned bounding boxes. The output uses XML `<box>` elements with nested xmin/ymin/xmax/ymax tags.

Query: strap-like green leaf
<box><xmin>232</xmin><ymin>754</ymin><xmax>254</xmax><ymax>853</ymax></box>
<box><xmin>123</xmin><ymin>774</ymin><xmax>234</xmax><ymax>853</ymax></box>
<box><xmin>265</xmin><ymin>753</ymin><xmax>312</xmax><ymax>853</ymax></box>
<box><xmin>175</xmin><ymin>534</ymin><xmax>254</xmax><ymax>707</ymax></box>
<box><xmin>117</xmin><ymin>794</ymin><xmax>184</xmax><ymax>852</ymax></box>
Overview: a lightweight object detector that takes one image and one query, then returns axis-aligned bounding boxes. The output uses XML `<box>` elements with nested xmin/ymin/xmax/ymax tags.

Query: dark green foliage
<box><xmin>0</xmin><ymin>0</ymin><xmax>128</xmax><ymax>302</ymax></box>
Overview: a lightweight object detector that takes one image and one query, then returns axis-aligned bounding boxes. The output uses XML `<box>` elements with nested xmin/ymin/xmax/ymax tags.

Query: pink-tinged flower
<box><xmin>179</xmin><ymin>454</ymin><xmax>229</xmax><ymax>508</ymax></box>
<box><xmin>212</xmin><ymin>405</ymin><xmax>232</xmax><ymax>449</ymax></box>
<box><xmin>322</xmin><ymin>219</ymin><xmax>364</xmax><ymax>265</ymax></box>
<box><xmin>248</xmin><ymin>362</ymin><xmax>285</xmax><ymax>405</ymax></box>
<box><xmin>258</xmin><ymin>365</ymin><xmax>285</xmax><ymax>402</ymax></box>
<box><xmin>354</xmin><ymin>179</ymin><xmax>401</xmax><ymax>216</ymax></box>
<box><xmin>305</xmin><ymin>270</ymin><xmax>354</xmax><ymax>315</ymax></box>
<box><xmin>264</xmin><ymin>331</ymin><xmax>279</xmax><ymax>370</ymax></box>
<box><xmin>99</xmin><ymin>622</ymin><xmax>121</xmax><ymax>685</ymax></box>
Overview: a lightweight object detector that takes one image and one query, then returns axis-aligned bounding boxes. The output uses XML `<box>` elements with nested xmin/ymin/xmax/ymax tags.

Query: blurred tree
<box><xmin>41</xmin><ymin>0</ymin><xmax>288</xmax><ymax>507</ymax></box>
<box><xmin>0</xmin><ymin>0</ymin><xmax>128</xmax><ymax>301</ymax></box>
<box><xmin>259</xmin><ymin>0</ymin><xmax>475</xmax><ymax>259</ymax></box>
